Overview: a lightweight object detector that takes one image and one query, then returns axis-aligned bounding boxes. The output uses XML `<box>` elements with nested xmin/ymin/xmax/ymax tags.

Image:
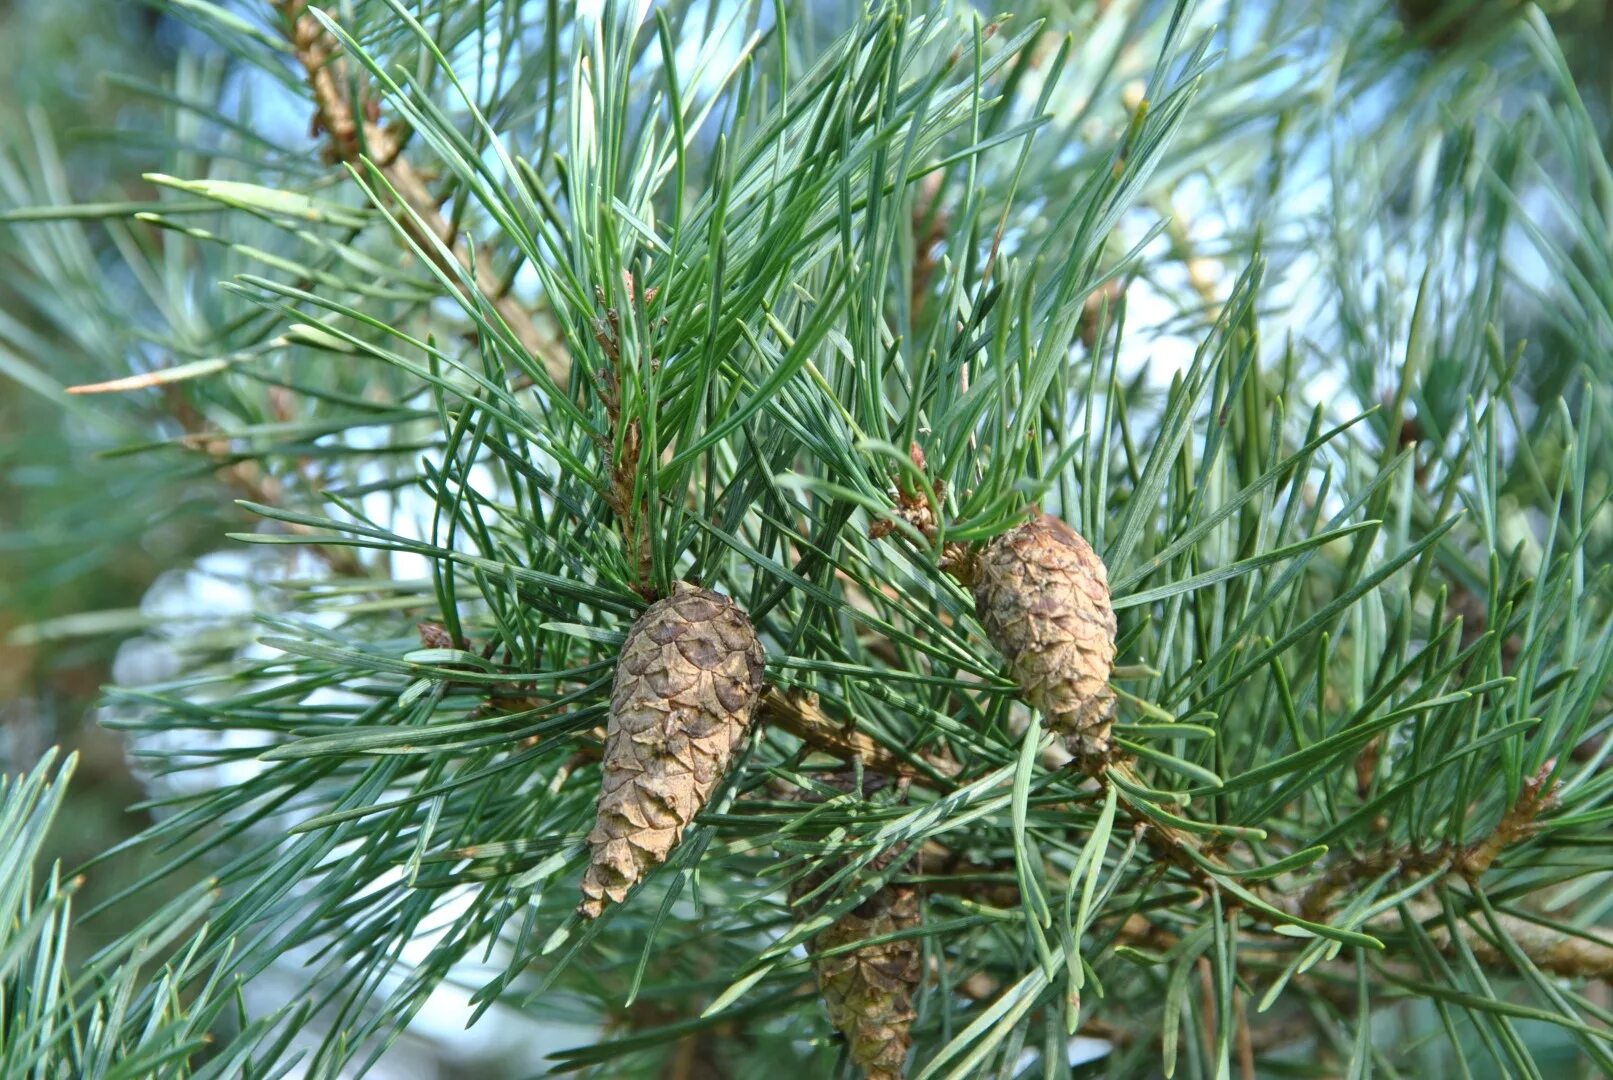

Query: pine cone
<box><xmin>972</xmin><ymin>513</ymin><xmax>1117</xmax><ymax>760</ymax></box>
<box><xmin>579</xmin><ymin>582</ymin><xmax>766</xmax><ymax>918</ymax></box>
<box><xmin>786</xmin><ymin>777</ymin><xmax>921</xmax><ymax>1080</ymax></box>
<box><xmin>807</xmin><ymin>883</ymin><xmax>922</xmax><ymax>1080</ymax></box>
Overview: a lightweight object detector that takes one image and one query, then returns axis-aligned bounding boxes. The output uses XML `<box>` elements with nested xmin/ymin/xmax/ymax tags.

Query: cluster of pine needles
<box><xmin>0</xmin><ymin>1</ymin><xmax>1611</xmax><ymax>1077</ymax></box>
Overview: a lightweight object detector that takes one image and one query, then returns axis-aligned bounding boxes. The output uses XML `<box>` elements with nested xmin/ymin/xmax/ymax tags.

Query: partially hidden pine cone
<box><xmin>972</xmin><ymin>513</ymin><xmax>1117</xmax><ymax>761</ymax></box>
<box><xmin>786</xmin><ymin>776</ymin><xmax>922</xmax><ymax>1080</ymax></box>
<box><xmin>578</xmin><ymin>582</ymin><xmax>766</xmax><ymax>918</ymax></box>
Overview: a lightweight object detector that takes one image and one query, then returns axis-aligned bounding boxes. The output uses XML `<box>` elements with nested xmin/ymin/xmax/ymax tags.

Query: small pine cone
<box><xmin>786</xmin><ymin>780</ymin><xmax>921</xmax><ymax>1080</ymax></box>
<box><xmin>579</xmin><ymin>582</ymin><xmax>766</xmax><ymax>918</ymax></box>
<box><xmin>972</xmin><ymin>513</ymin><xmax>1117</xmax><ymax>760</ymax></box>
<box><xmin>807</xmin><ymin>884</ymin><xmax>922</xmax><ymax>1080</ymax></box>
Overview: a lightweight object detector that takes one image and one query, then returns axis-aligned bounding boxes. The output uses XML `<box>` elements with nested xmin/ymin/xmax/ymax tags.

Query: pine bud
<box><xmin>972</xmin><ymin>513</ymin><xmax>1117</xmax><ymax>760</ymax></box>
<box><xmin>785</xmin><ymin>776</ymin><xmax>922</xmax><ymax>1080</ymax></box>
<box><xmin>579</xmin><ymin>582</ymin><xmax>766</xmax><ymax>918</ymax></box>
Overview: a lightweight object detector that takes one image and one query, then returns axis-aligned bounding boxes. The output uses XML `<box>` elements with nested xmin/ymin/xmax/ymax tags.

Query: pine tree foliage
<box><xmin>0</xmin><ymin>752</ymin><xmax>290</xmax><ymax>1077</ymax></box>
<box><xmin>1</xmin><ymin>0</ymin><xmax>1611</xmax><ymax>1076</ymax></box>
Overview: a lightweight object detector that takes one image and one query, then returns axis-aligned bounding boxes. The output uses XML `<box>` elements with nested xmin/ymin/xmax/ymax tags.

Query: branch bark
<box><xmin>759</xmin><ymin>689</ymin><xmax>962</xmax><ymax>783</ymax></box>
<box><xmin>274</xmin><ymin>0</ymin><xmax>570</xmax><ymax>388</ymax></box>
<box><xmin>166</xmin><ymin>386</ymin><xmax>366</xmax><ymax>577</ymax></box>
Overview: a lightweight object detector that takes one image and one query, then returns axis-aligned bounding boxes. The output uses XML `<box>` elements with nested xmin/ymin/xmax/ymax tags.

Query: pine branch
<box><xmin>1407</xmin><ymin>901</ymin><xmax>1613</xmax><ymax>982</ymax></box>
<box><xmin>912</xmin><ymin>768</ymin><xmax>1613</xmax><ymax>988</ymax></box>
<box><xmin>163</xmin><ymin>384</ymin><xmax>367</xmax><ymax>578</ymax></box>
<box><xmin>1298</xmin><ymin>762</ymin><xmax>1558</xmax><ymax>919</ymax></box>
<box><xmin>7</xmin><ymin>1</ymin><xmax>1611</xmax><ymax>1074</ymax></box>
<box><xmin>273</xmin><ymin>0</ymin><xmax>569</xmax><ymax>387</ymax></box>
<box><xmin>587</xmin><ymin>301</ymin><xmax>655</xmax><ymax>591</ymax></box>
<box><xmin>760</xmin><ymin>689</ymin><xmax>962</xmax><ymax>783</ymax></box>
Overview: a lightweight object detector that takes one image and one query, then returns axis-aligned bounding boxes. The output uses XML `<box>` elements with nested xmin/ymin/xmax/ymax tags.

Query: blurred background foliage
<box><xmin>0</xmin><ymin>0</ymin><xmax>183</xmax><ymax>959</ymax></box>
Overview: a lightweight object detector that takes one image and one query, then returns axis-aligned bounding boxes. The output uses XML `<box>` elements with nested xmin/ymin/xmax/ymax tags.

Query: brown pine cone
<box><xmin>578</xmin><ymin>582</ymin><xmax>766</xmax><ymax>918</ymax></box>
<box><xmin>786</xmin><ymin>777</ymin><xmax>921</xmax><ymax>1080</ymax></box>
<box><xmin>807</xmin><ymin>882</ymin><xmax>922</xmax><ymax>1080</ymax></box>
<box><xmin>972</xmin><ymin>513</ymin><xmax>1117</xmax><ymax>761</ymax></box>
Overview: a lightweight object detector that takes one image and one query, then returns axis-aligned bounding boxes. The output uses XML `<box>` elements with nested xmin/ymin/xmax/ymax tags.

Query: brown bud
<box><xmin>785</xmin><ymin>776</ymin><xmax>921</xmax><ymax>1080</ymax></box>
<box><xmin>578</xmin><ymin>583</ymin><xmax>767</xmax><ymax>918</ymax></box>
<box><xmin>972</xmin><ymin>513</ymin><xmax>1117</xmax><ymax>761</ymax></box>
<box><xmin>418</xmin><ymin>621</ymin><xmax>464</xmax><ymax>651</ymax></box>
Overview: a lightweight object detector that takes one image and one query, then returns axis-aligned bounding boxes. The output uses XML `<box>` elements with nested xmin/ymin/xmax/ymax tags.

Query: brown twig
<box><xmin>274</xmin><ymin>0</ymin><xmax>569</xmax><ymax>388</ymax></box>
<box><xmin>759</xmin><ymin>688</ymin><xmax>961</xmax><ymax>783</ymax></box>
<box><xmin>867</xmin><ymin>825</ymin><xmax>1610</xmax><ymax>1068</ymax></box>
<box><xmin>1297</xmin><ymin>845</ymin><xmax>1444</xmax><ymax>923</ymax></box>
<box><xmin>909</xmin><ymin>172</ymin><xmax>949</xmax><ymax>326</ymax></box>
<box><xmin>1435</xmin><ymin>905</ymin><xmax>1613</xmax><ymax>981</ymax></box>
<box><xmin>165</xmin><ymin>386</ymin><xmax>366</xmax><ymax>577</ymax></box>
<box><xmin>157</xmin><ymin>0</ymin><xmax>579</xmax><ymax>579</ymax></box>
<box><xmin>1233</xmin><ymin>988</ymin><xmax>1256</xmax><ymax>1080</ymax></box>
<box><xmin>1299</xmin><ymin>761</ymin><xmax>1558</xmax><ymax>919</ymax></box>
<box><xmin>867</xmin><ymin>442</ymin><xmax>980</xmax><ymax>582</ymax></box>
<box><xmin>917</xmin><ymin>779</ymin><xmax>1613</xmax><ymax>991</ymax></box>
<box><xmin>588</xmin><ymin>290</ymin><xmax>655</xmax><ymax>592</ymax></box>
<box><xmin>1454</xmin><ymin>761</ymin><xmax>1557</xmax><ymax>878</ymax></box>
